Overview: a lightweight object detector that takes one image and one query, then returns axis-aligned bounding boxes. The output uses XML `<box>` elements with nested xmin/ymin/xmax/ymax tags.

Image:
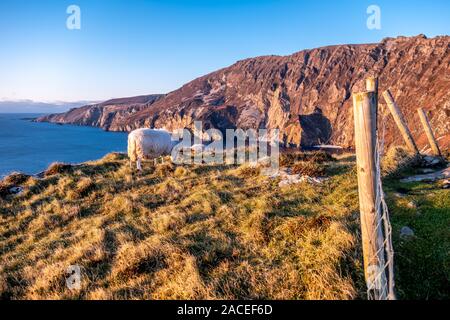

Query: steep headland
<box><xmin>36</xmin><ymin>35</ymin><xmax>450</xmax><ymax>151</ymax></box>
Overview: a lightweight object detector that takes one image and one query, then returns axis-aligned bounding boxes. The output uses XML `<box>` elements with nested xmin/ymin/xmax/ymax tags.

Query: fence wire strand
<box><xmin>367</xmin><ymin>106</ymin><xmax>396</xmax><ymax>300</ymax></box>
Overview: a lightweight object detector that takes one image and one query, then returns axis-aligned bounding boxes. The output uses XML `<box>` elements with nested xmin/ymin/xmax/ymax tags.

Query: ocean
<box><xmin>0</xmin><ymin>114</ymin><xmax>128</xmax><ymax>177</ymax></box>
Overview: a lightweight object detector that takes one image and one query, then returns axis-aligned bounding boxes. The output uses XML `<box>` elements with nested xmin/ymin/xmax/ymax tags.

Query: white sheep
<box><xmin>128</xmin><ymin>128</ymin><xmax>176</xmax><ymax>170</ymax></box>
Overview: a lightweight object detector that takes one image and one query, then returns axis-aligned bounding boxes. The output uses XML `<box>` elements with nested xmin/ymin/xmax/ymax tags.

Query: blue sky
<box><xmin>0</xmin><ymin>0</ymin><xmax>449</xmax><ymax>103</ymax></box>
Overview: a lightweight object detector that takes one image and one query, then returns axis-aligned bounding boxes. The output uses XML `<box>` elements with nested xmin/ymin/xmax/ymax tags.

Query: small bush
<box><xmin>291</xmin><ymin>161</ymin><xmax>326</xmax><ymax>177</ymax></box>
<box><xmin>0</xmin><ymin>172</ymin><xmax>30</xmax><ymax>198</ymax></box>
<box><xmin>3</xmin><ymin>172</ymin><xmax>30</xmax><ymax>185</ymax></box>
<box><xmin>281</xmin><ymin>151</ymin><xmax>334</xmax><ymax>166</ymax></box>
<box><xmin>235</xmin><ymin>164</ymin><xmax>261</xmax><ymax>178</ymax></box>
<box><xmin>155</xmin><ymin>162</ymin><xmax>175</xmax><ymax>177</ymax></box>
<box><xmin>45</xmin><ymin>163</ymin><xmax>73</xmax><ymax>176</ymax></box>
<box><xmin>280</xmin><ymin>152</ymin><xmax>307</xmax><ymax>166</ymax></box>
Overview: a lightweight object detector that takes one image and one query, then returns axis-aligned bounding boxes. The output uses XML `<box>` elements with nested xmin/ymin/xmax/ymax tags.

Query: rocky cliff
<box><xmin>37</xmin><ymin>35</ymin><xmax>450</xmax><ymax>151</ymax></box>
<box><xmin>36</xmin><ymin>94</ymin><xmax>164</xmax><ymax>131</ymax></box>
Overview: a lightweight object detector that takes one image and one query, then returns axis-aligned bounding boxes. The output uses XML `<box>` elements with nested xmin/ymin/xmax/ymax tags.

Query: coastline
<box><xmin>0</xmin><ymin>114</ymin><xmax>128</xmax><ymax>177</ymax></box>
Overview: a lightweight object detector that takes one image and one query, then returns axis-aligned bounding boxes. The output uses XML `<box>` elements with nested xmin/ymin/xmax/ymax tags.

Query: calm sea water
<box><xmin>0</xmin><ymin>114</ymin><xmax>128</xmax><ymax>177</ymax></box>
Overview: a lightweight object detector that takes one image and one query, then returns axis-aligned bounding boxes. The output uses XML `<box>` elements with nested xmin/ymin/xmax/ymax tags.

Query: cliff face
<box><xmin>37</xmin><ymin>35</ymin><xmax>450</xmax><ymax>150</ymax></box>
<box><xmin>36</xmin><ymin>95</ymin><xmax>164</xmax><ymax>131</ymax></box>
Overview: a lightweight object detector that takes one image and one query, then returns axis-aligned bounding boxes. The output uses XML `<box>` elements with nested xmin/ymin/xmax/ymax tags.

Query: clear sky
<box><xmin>1</xmin><ymin>0</ymin><xmax>449</xmax><ymax>102</ymax></box>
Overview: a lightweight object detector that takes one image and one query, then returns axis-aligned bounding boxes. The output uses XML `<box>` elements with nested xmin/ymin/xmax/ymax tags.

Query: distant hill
<box><xmin>37</xmin><ymin>35</ymin><xmax>450</xmax><ymax>151</ymax></box>
<box><xmin>0</xmin><ymin>100</ymin><xmax>95</xmax><ymax>114</ymax></box>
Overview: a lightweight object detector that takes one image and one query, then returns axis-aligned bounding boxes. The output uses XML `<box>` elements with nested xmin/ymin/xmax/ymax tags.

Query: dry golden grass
<box><xmin>0</xmin><ymin>152</ymin><xmax>366</xmax><ymax>300</ymax></box>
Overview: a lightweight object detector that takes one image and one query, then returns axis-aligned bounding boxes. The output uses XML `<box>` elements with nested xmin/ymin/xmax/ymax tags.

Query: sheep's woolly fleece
<box><xmin>128</xmin><ymin>129</ymin><xmax>174</xmax><ymax>161</ymax></box>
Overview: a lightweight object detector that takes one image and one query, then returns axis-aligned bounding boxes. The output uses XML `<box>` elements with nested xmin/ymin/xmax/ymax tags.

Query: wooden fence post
<box><xmin>382</xmin><ymin>90</ymin><xmax>419</xmax><ymax>154</ymax></box>
<box><xmin>353</xmin><ymin>91</ymin><xmax>388</xmax><ymax>299</ymax></box>
<box><xmin>417</xmin><ymin>108</ymin><xmax>442</xmax><ymax>157</ymax></box>
<box><xmin>366</xmin><ymin>77</ymin><xmax>379</xmax><ymax>124</ymax></box>
<box><xmin>366</xmin><ymin>77</ymin><xmax>379</xmax><ymax>93</ymax></box>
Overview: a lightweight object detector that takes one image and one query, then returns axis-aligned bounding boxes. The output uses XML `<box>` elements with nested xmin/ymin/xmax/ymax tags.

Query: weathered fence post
<box><xmin>382</xmin><ymin>90</ymin><xmax>419</xmax><ymax>154</ymax></box>
<box><xmin>417</xmin><ymin>108</ymin><xmax>442</xmax><ymax>157</ymax></box>
<box><xmin>366</xmin><ymin>77</ymin><xmax>379</xmax><ymax>93</ymax></box>
<box><xmin>353</xmin><ymin>91</ymin><xmax>388</xmax><ymax>299</ymax></box>
<box><xmin>366</xmin><ymin>77</ymin><xmax>379</xmax><ymax>123</ymax></box>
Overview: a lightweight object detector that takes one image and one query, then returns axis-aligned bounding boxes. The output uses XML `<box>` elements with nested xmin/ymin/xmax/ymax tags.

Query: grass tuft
<box><xmin>45</xmin><ymin>163</ymin><xmax>73</xmax><ymax>177</ymax></box>
<box><xmin>291</xmin><ymin>161</ymin><xmax>326</xmax><ymax>177</ymax></box>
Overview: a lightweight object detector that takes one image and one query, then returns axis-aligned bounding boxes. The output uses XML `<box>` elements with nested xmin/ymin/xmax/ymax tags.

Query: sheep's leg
<box><xmin>137</xmin><ymin>158</ymin><xmax>142</xmax><ymax>171</ymax></box>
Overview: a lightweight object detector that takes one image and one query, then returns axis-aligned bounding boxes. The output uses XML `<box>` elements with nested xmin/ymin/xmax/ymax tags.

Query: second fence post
<box><xmin>417</xmin><ymin>108</ymin><xmax>442</xmax><ymax>157</ymax></box>
<box><xmin>366</xmin><ymin>77</ymin><xmax>379</xmax><ymax>123</ymax></box>
<box><xmin>353</xmin><ymin>91</ymin><xmax>388</xmax><ymax>299</ymax></box>
<box><xmin>382</xmin><ymin>90</ymin><xmax>419</xmax><ymax>154</ymax></box>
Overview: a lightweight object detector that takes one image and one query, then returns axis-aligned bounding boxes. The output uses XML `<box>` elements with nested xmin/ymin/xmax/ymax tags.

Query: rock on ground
<box><xmin>400</xmin><ymin>166</ymin><xmax>450</xmax><ymax>183</ymax></box>
<box><xmin>400</xmin><ymin>226</ymin><xmax>415</xmax><ymax>239</ymax></box>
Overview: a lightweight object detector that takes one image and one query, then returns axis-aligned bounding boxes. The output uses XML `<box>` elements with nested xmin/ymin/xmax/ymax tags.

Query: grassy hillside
<box><xmin>0</xmin><ymin>151</ymin><xmax>448</xmax><ymax>300</ymax></box>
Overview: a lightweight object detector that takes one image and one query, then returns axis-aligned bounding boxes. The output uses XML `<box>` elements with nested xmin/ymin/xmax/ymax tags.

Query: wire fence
<box><xmin>367</xmin><ymin>109</ymin><xmax>396</xmax><ymax>300</ymax></box>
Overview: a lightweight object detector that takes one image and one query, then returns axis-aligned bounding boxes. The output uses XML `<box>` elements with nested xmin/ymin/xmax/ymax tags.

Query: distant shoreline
<box><xmin>0</xmin><ymin>114</ymin><xmax>128</xmax><ymax>177</ymax></box>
